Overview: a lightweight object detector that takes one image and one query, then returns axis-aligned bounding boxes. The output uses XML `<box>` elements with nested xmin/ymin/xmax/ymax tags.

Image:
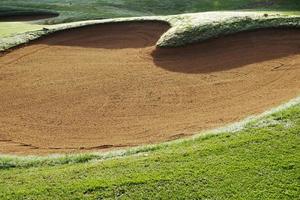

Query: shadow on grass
<box><xmin>0</xmin><ymin>13</ymin><xmax>59</xmax><ymax>22</ymax></box>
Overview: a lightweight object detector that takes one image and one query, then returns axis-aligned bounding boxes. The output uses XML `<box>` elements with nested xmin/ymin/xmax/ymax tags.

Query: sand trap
<box><xmin>0</xmin><ymin>22</ymin><xmax>299</xmax><ymax>155</ymax></box>
<box><xmin>0</xmin><ymin>13</ymin><xmax>58</xmax><ymax>22</ymax></box>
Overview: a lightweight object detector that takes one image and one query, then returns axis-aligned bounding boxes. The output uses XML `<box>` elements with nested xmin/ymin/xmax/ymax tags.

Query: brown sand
<box><xmin>0</xmin><ymin>14</ymin><xmax>58</xmax><ymax>22</ymax></box>
<box><xmin>0</xmin><ymin>22</ymin><xmax>299</xmax><ymax>155</ymax></box>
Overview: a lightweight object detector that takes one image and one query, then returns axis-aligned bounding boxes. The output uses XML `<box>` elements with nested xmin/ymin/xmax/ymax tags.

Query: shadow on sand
<box><xmin>152</xmin><ymin>28</ymin><xmax>300</xmax><ymax>73</ymax></box>
<box><xmin>34</xmin><ymin>21</ymin><xmax>171</xmax><ymax>49</ymax></box>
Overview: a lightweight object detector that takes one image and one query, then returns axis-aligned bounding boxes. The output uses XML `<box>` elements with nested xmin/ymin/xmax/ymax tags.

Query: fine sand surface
<box><xmin>0</xmin><ymin>14</ymin><xmax>58</xmax><ymax>22</ymax></box>
<box><xmin>0</xmin><ymin>22</ymin><xmax>299</xmax><ymax>155</ymax></box>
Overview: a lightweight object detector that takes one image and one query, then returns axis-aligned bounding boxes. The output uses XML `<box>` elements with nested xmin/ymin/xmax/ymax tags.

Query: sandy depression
<box><xmin>0</xmin><ymin>22</ymin><xmax>299</xmax><ymax>155</ymax></box>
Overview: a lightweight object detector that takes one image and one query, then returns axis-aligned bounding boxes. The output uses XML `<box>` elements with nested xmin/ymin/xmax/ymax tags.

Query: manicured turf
<box><xmin>0</xmin><ymin>104</ymin><xmax>299</xmax><ymax>199</ymax></box>
<box><xmin>1</xmin><ymin>0</ymin><xmax>300</xmax><ymax>23</ymax></box>
<box><xmin>0</xmin><ymin>22</ymin><xmax>42</xmax><ymax>37</ymax></box>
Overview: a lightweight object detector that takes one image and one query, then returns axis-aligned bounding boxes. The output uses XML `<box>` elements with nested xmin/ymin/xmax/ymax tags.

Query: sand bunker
<box><xmin>0</xmin><ymin>22</ymin><xmax>299</xmax><ymax>155</ymax></box>
<box><xmin>0</xmin><ymin>13</ymin><xmax>58</xmax><ymax>22</ymax></box>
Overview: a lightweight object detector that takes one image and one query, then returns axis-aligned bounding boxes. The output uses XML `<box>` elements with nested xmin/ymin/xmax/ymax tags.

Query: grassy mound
<box><xmin>1</xmin><ymin>1</ymin><xmax>299</xmax><ymax>50</ymax></box>
<box><xmin>1</xmin><ymin>11</ymin><xmax>300</xmax><ymax>51</ymax></box>
<box><xmin>158</xmin><ymin>12</ymin><xmax>300</xmax><ymax>47</ymax></box>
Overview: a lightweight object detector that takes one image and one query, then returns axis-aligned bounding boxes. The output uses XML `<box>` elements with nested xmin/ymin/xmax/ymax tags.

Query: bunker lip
<box><xmin>0</xmin><ymin>13</ymin><xmax>59</xmax><ymax>22</ymax></box>
<box><xmin>0</xmin><ymin>22</ymin><xmax>299</xmax><ymax>155</ymax></box>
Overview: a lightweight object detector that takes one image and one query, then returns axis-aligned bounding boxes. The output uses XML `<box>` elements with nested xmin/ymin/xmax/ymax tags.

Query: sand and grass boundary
<box><xmin>0</xmin><ymin>11</ymin><xmax>299</xmax><ymax>168</ymax></box>
<box><xmin>1</xmin><ymin>11</ymin><xmax>300</xmax><ymax>51</ymax></box>
<box><xmin>1</xmin><ymin>96</ymin><xmax>299</xmax><ymax>169</ymax></box>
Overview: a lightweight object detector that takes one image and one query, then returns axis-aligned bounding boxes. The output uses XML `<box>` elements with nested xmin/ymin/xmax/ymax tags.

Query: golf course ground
<box><xmin>0</xmin><ymin>0</ymin><xmax>299</xmax><ymax>199</ymax></box>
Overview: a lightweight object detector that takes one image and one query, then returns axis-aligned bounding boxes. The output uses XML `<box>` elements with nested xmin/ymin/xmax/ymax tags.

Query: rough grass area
<box><xmin>0</xmin><ymin>102</ymin><xmax>299</xmax><ymax>199</ymax></box>
<box><xmin>158</xmin><ymin>12</ymin><xmax>300</xmax><ymax>47</ymax></box>
<box><xmin>1</xmin><ymin>0</ymin><xmax>300</xmax><ymax>50</ymax></box>
<box><xmin>1</xmin><ymin>11</ymin><xmax>300</xmax><ymax>51</ymax></box>
<box><xmin>1</xmin><ymin>0</ymin><xmax>300</xmax><ymax>24</ymax></box>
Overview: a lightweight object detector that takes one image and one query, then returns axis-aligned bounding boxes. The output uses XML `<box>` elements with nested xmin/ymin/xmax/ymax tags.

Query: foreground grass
<box><xmin>0</xmin><ymin>104</ymin><xmax>299</xmax><ymax>199</ymax></box>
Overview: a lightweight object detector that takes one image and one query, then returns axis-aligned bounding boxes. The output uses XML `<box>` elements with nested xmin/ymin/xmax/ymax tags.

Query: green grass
<box><xmin>0</xmin><ymin>22</ymin><xmax>43</xmax><ymax>37</ymax></box>
<box><xmin>157</xmin><ymin>12</ymin><xmax>300</xmax><ymax>47</ymax></box>
<box><xmin>0</xmin><ymin>103</ymin><xmax>299</xmax><ymax>199</ymax></box>
<box><xmin>1</xmin><ymin>0</ymin><xmax>300</xmax><ymax>49</ymax></box>
<box><xmin>0</xmin><ymin>1</ymin><xmax>299</xmax><ymax>199</ymax></box>
<box><xmin>1</xmin><ymin>0</ymin><xmax>300</xmax><ymax>24</ymax></box>
<box><xmin>1</xmin><ymin>12</ymin><xmax>300</xmax><ymax>51</ymax></box>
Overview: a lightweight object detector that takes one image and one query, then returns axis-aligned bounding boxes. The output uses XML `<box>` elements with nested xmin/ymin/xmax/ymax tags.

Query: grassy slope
<box><xmin>0</xmin><ymin>104</ymin><xmax>299</xmax><ymax>199</ymax></box>
<box><xmin>0</xmin><ymin>1</ymin><xmax>300</xmax><ymax>48</ymax></box>
<box><xmin>158</xmin><ymin>12</ymin><xmax>300</xmax><ymax>47</ymax></box>
<box><xmin>1</xmin><ymin>0</ymin><xmax>300</xmax><ymax>23</ymax></box>
<box><xmin>1</xmin><ymin>12</ymin><xmax>300</xmax><ymax>51</ymax></box>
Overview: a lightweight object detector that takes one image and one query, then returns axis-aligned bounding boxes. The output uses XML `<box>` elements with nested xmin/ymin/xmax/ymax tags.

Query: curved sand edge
<box><xmin>0</xmin><ymin>22</ymin><xmax>299</xmax><ymax>155</ymax></box>
<box><xmin>1</xmin><ymin>11</ymin><xmax>300</xmax><ymax>51</ymax></box>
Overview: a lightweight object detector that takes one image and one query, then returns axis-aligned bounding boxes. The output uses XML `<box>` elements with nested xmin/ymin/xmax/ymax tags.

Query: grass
<box><xmin>157</xmin><ymin>12</ymin><xmax>300</xmax><ymax>47</ymax></box>
<box><xmin>0</xmin><ymin>102</ymin><xmax>299</xmax><ymax>199</ymax></box>
<box><xmin>0</xmin><ymin>22</ymin><xmax>43</xmax><ymax>37</ymax></box>
<box><xmin>1</xmin><ymin>12</ymin><xmax>300</xmax><ymax>51</ymax></box>
<box><xmin>1</xmin><ymin>0</ymin><xmax>300</xmax><ymax>24</ymax></box>
<box><xmin>0</xmin><ymin>1</ymin><xmax>299</xmax><ymax>199</ymax></box>
<box><xmin>1</xmin><ymin>1</ymin><xmax>300</xmax><ymax>50</ymax></box>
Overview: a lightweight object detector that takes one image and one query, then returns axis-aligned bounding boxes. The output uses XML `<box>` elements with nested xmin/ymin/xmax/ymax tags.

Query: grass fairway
<box><xmin>0</xmin><ymin>22</ymin><xmax>43</xmax><ymax>37</ymax></box>
<box><xmin>0</xmin><ymin>103</ymin><xmax>299</xmax><ymax>199</ymax></box>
